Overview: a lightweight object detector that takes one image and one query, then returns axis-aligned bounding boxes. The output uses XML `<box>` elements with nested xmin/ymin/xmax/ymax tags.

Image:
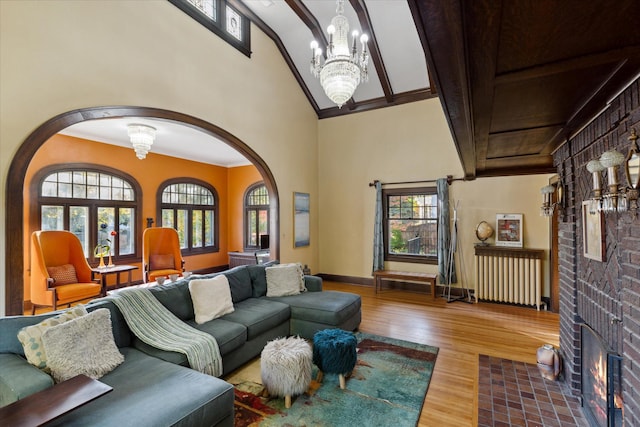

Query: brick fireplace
<box><xmin>554</xmin><ymin>78</ymin><xmax>640</xmax><ymax>425</ymax></box>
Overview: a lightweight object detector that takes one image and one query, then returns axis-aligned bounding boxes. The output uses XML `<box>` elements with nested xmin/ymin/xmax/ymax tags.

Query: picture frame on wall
<box><xmin>293</xmin><ymin>192</ymin><xmax>310</xmax><ymax>248</ymax></box>
<box><xmin>495</xmin><ymin>213</ymin><xmax>523</xmax><ymax>247</ymax></box>
<box><xmin>582</xmin><ymin>201</ymin><xmax>605</xmax><ymax>261</ymax></box>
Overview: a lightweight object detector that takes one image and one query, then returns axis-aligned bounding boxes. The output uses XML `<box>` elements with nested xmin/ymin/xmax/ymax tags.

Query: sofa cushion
<box><xmin>0</xmin><ymin>353</ymin><xmax>54</xmax><ymax>407</ymax></box>
<box><xmin>133</xmin><ymin>318</ymin><xmax>247</xmax><ymax>366</ymax></box>
<box><xmin>221</xmin><ymin>298</ymin><xmax>290</xmax><ymax>340</ymax></box>
<box><xmin>50</xmin><ymin>347</ymin><xmax>234</xmax><ymax>427</ymax></box>
<box><xmin>47</xmin><ymin>264</ymin><xmax>78</xmax><ymax>285</ymax></box>
<box><xmin>148</xmin><ymin>279</ymin><xmax>195</xmax><ymax>321</ymax></box>
<box><xmin>267</xmin><ymin>290</ymin><xmax>361</xmax><ymax>326</ymax></box>
<box><xmin>247</xmin><ymin>264</ymin><xmax>268</xmax><ymax>298</ymax></box>
<box><xmin>17</xmin><ymin>304</ymin><xmax>88</xmax><ymax>370</ymax></box>
<box><xmin>266</xmin><ymin>263</ymin><xmax>305</xmax><ymax>297</ymax></box>
<box><xmin>189</xmin><ymin>275</ymin><xmax>235</xmax><ymax>324</ymax></box>
<box><xmin>41</xmin><ymin>308</ymin><xmax>124</xmax><ymax>382</ymax></box>
<box><xmin>224</xmin><ymin>266</ymin><xmax>253</xmax><ymax>303</ymax></box>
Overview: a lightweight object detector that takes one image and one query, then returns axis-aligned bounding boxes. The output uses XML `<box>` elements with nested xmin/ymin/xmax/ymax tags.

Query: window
<box><xmin>383</xmin><ymin>187</ymin><xmax>438</xmax><ymax>263</ymax></box>
<box><xmin>158</xmin><ymin>179</ymin><xmax>218</xmax><ymax>254</ymax></box>
<box><xmin>168</xmin><ymin>0</ymin><xmax>251</xmax><ymax>57</ymax></box>
<box><xmin>244</xmin><ymin>183</ymin><xmax>269</xmax><ymax>250</ymax></box>
<box><xmin>36</xmin><ymin>167</ymin><xmax>140</xmax><ymax>261</ymax></box>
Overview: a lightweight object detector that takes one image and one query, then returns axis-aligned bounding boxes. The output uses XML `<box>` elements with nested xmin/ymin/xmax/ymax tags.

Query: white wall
<box><xmin>0</xmin><ymin>0</ymin><xmax>319</xmax><ymax>315</ymax></box>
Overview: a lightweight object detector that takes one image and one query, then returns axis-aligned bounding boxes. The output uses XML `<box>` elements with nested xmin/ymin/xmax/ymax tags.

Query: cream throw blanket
<box><xmin>108</xmin><ymin>288</ymin><xmax>222</xmax><ymax>377</ymax></box>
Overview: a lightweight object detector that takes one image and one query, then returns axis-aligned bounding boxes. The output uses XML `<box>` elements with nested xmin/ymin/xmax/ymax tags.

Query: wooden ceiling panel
<box><xmin>490</xmin><ymin>62</ymin><xmax>621</xmax><ymax>134</ymax></box>
<box><xmin>486</xmin><ymin>126</ymin><xmax>563</xmax><ymax>159</ymax></box>
<box><xmin>413</xmin><ymin>0</ymin><xmax>640</xmax><ymax>179</ymax></box>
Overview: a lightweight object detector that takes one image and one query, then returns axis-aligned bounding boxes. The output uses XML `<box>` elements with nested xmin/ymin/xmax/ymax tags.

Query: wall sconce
<box><xmin>599</xmin><ymin>148</ymin><xmax>626</xmax><ymax>213</ymax></box>
<box><xmin>625</xmin><ymin>129</ymin><xmax>640</xmax><ymax>218</ymax></box>
<box><xmin>586</xmin><ymin>159</ymin><xmax>605</xmax><ymax>214</ymax></box>
<box><xmin>127</xmin><ymin>123</ymin><xmax>156</xmax><ymax>160</ymax></box>
<box><xmin>540</xmin><ymin>185</ymin><xmax>555</xmax><ymax>217</ymax></box>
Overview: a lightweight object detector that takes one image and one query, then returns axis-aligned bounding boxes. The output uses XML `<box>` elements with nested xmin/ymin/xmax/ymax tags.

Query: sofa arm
<box><xmin>0</xmin><ymin>353</ymin><xmax>53</xmax><ymax>407</ymax></box>
<box><xmin>304</xmin><ymin>275</ymin><xmax>323</xmax><ymax>292</ymax></box>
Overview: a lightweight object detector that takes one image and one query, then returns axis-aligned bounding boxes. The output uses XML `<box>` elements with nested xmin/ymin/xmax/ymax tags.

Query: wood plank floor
<box><xmin>322</xmin><ymin>281</ymin><xmax>561</xmax><ymax>427</ymax></box>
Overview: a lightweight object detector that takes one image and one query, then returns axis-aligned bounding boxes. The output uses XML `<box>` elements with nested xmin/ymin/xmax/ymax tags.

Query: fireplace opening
<box><xmin>581</xmin><ymin>324</ymin><xmax>623</xmax><ymax>427</ymax></box>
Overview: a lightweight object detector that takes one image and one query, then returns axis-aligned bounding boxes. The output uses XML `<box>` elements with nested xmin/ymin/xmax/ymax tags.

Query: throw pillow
<box><xmin>150</xmin><ymin>254</ymin><xmax>174</xmax><ymax>270</ymax></box>
<box><xmin>47</xmin><ymin>264</ymin><xmax>78</xmax><ymax>286</ymax></box>
<box><xmin>17</xmin><ymin>304</ymin><xmax>88</xmax><ymax>371</ymax></box>
<box><xmin>265</xmin><ymin>263</ymin><xmax>306</xmax><ymax>297</ymax></box>
<box><xmin>189</xmin><ymin>275</ymin><xmax>235</xmax><ymax>324</ymax></box>
<box><xmin>41</xmin><ymin>308</ymin><xmax>124</xmax><ymax>383</ymax></box>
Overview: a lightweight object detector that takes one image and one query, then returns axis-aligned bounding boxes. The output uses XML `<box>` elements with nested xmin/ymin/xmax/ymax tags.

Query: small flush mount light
<box><xmin>127</xmin><ymin>124</ymin><xmax>156</xmax><ymax>160</ymax></box>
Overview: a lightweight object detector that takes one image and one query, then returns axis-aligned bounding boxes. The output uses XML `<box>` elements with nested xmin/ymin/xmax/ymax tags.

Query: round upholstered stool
<box><xmin>312</xmin><ymin>329</ymin><xmax>358</xmax><ymax>389</ymax></box>
<box><xmin>261</xmin><ymin>336</ymin><xmax>312</xmax><ymax>408</ymax></box>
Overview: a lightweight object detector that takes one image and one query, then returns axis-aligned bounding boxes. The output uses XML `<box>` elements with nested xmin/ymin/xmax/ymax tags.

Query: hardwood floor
<box><xmin>322</xmin><ymin>281</ymin><xmax>560</xmax><ymax>427</ymax></box>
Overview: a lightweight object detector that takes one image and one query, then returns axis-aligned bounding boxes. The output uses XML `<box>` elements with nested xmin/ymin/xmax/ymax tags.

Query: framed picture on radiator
<box><xmin>495</xmin><ymin>213</ymin><xmax>523</xmax><ymax>247</ymax></box>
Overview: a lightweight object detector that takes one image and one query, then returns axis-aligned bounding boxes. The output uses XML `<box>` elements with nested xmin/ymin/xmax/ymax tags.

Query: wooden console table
<box><xmin>0</xmin><ymin>374</ymin><xmax>112</xmax><ymax>427</ymax></box>
<box><xmin>373</xmin><ymin>270</ymin><xmax>438</xmax><ymax>299</ymax></box>
<box><xmin>92</xmin><ymin>264</ymin><xmax>138</xmax><ymax>294</ymax></box>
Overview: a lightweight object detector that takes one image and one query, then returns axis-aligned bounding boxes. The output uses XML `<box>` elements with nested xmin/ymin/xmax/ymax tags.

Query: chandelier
<box><xmin>127</xmin><ymin>124</ymin><xmax>156</xmax><ymax>160</ymax></box>
<box><xmin>309</xmin><ymin>0</ymin><xmax>369</xmax><ymax>108</ymax></box>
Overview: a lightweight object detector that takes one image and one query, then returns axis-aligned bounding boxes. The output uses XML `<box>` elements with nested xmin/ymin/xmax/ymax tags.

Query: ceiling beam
<box><xmin>350</xmin><ymin>0</ymin><xmax>393</xmax><ymax>103</ymax></box>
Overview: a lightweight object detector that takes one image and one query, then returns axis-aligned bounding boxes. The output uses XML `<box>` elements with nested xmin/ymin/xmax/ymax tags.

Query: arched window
<box><xmin>36</xmin><ymin>166</ymin><xmax>140</xmax><ymax>261</ymax></box>
<box><xmin>158</xmin><ymin>179</ymin><xmax>218</xmax><ymax>254</ymax></box>
<box><xmin>244</xmin><ymin>183</ymin><xmax>269</xmax><ymax>250</ymax></box>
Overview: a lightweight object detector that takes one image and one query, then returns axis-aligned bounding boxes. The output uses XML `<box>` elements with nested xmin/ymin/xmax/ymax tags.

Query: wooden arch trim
<box><xmin>5</xmin><ymin>106</ymin><xmax>280</xmax><ymax>315</ymax></box>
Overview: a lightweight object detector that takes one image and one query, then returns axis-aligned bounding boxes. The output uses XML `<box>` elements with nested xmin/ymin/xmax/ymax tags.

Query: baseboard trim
<box><xmin>316</xmin><ymin>273</ymin><xmax>373</xmax><ymax>287</ymax></box>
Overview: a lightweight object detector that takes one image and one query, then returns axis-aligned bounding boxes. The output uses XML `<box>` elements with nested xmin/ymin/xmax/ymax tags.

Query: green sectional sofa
<box><xmin>0</xmin><ymin>264</ymin><xmax>362</xmax><ymax>426</ymax></box>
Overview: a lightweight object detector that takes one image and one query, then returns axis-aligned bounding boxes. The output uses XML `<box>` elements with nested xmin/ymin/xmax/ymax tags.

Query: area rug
<box><xmin>477</xmin><ymin>355</ymin><xmax>587</xmax><ymax>426</ymax></box>
<box><xmin>228</xmin><ymin>332</ymin><xmax>438</xmax><ymax>427</ymax></box>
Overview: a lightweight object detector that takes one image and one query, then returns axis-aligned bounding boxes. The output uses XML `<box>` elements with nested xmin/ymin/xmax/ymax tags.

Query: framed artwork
<box><xmin>293</xmin><ymin>192</ymin><xmax>310</xmax><ymax>248</ymax></box>
<box><xmin>495</xmin><ymin>213</ymin><xmax>523</xmax><ymax>247</ymax></box>
<box><xmin>582</xmin><ymin>201</ymin><xmax>605</xmax><ymax>261</ymax></box>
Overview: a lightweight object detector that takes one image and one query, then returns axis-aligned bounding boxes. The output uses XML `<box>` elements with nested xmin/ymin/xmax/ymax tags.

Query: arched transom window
<box><xmin>38</xmin><ymin>168</ymin><xmax>139</xmax><ymax>260</ymax></box>
<box><xmin>244</xmin><ymin>183</ymin><xmax>269</xmax><ymax>250</ymax></box>
<box><xmin>159</xmin><ymin>180</ymin><xmax>219</xmax><ymax>254</ymax></box>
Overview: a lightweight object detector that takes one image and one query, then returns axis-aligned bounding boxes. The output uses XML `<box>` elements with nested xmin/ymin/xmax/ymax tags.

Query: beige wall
<box><xmin>0</xmin><ymin>0</ymin><xmax>319</xmax><ymax>315</ymax></box>
<box><xmin>318</xmin><ymin>99</ymin><xmax>553</xmax><ymax>295</ymax></box>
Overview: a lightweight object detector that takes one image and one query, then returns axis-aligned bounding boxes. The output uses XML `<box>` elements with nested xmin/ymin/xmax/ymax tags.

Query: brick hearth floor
<box><xmin>478</xmin><ymin>355</ymin><xmax>588</xmax><ymax>426</ymax></box>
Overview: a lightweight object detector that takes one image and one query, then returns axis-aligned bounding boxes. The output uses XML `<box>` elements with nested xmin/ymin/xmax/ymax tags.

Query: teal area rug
<box><xmin>230</xmin><ymin>332</ymin><xmax>438</xmax><ymax>427</ymax></box>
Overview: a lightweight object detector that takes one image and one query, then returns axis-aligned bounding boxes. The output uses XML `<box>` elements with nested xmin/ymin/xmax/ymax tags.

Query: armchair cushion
<box><xmin>150</xmin><ymin>254</ymin><xmax>175</xmax><ymax>270</ymax></box>
<box><xmin>47</xmin><ymin>263</ymin><xmax>78</xmax><ymax>286</ymax></box>
<box><xmin>17</xmin><ymin>304</ymin><xmax>88</xmax><ymax>370</ymax></box>
<box><xmin>41</xmin><ymin>308</ymin><xmax>124</xmax><ymax>382</ymax></box>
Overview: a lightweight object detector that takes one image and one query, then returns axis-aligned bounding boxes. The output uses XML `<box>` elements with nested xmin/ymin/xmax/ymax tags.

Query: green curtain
<box><xmin>437</xmin><ymin>178</ymin><xmax>456</xmax><ymax>284</ymax></box>
<box><xmin>372</xmin><ymin>181</ymin><xmax>384</xmax><ymax>272</ymax></box>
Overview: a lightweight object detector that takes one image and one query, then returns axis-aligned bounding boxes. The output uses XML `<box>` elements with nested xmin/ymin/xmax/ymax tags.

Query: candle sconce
<box><xmin>540</xmin><ymin>176</ymin><xmax>564</xmax><ymax>218</ymax></box>
<box><xmin>625</xmin><ymin>129</ymin><xmax>640</xmax><ymax>218</ymax></box>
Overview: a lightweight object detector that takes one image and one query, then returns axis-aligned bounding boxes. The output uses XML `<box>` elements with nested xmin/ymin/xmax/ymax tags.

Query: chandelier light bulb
<box><xmin>360</xmin><ymin>34</ymin><xmax>368</xmax><ymax>44</ymax></box>
<box><xmin>327</xmin><ymin>25</ymin><xmax>336</xmax><ymax>35</ymax></box>
<box><xmin>310</xmin><ymin>40</ymin><xmax>318</xmax><ymax>50</ymax></box>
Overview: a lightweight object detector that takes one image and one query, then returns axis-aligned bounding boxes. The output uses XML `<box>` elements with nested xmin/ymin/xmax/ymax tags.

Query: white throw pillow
<box><xmin>265</xmin><ymin>263</ymin><xmax>305</xmax><ymax>297</ymax></box>
<box><xmin>41</xmin><ymin>308</ymin><xmax>124</xmax><ymax>383</ymax></box>
<box><xmin>189</xmin><ymin>275</ymin><xmax>235</xmax><ymax>324</ymax></box>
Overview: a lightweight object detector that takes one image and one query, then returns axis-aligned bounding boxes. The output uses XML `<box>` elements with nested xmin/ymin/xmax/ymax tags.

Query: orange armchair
<box><xmin>30</xmin><ymin>230</ymin><xmax>103</xmax><ymax>314</ymax></box>
<box><xmin>142</xmin><ymin>227</ymin><xmax>185</xmax><ymax>283</ymax></box>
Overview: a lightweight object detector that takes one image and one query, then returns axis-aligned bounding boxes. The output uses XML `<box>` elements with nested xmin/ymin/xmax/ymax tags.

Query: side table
<box><xmin>92</xmin><ymin>264</ymin><xmax>138</xmax><ymax>295</ymax></box>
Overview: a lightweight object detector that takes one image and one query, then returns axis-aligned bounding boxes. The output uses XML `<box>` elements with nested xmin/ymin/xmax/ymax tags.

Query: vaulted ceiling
<box><xmin>235</xmin><ymin>0</ymin><xmax>640</xmax><ymax>179</ymax></box>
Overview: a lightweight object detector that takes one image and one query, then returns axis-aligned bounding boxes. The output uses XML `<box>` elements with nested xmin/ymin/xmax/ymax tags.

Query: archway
<box><xmin>5</xmin><ymin>106</ymin><xmax>279</xmax><ymax>315</ymax></box>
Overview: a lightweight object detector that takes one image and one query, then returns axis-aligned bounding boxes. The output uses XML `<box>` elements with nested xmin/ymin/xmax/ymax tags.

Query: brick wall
<box><xmin>554</xmin><ymin>78</ymin><xmax>640</xmax><ymax>423</ymax></box>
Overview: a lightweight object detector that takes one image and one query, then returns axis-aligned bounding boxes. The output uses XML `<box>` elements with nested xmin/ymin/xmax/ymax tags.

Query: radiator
<box><xmin>474</xmin><ymin>246</ymin><xmax>545</xmax><ymax>310</ymax></box>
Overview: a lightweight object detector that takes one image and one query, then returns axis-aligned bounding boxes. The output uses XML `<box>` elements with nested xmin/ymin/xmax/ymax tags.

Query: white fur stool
<box><xmin>261</xmin><ymin>336</ymin><xmax>312</xmax><ymax>408</ymax></box>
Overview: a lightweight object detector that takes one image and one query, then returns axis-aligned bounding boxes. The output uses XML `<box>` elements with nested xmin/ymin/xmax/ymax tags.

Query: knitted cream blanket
<box><xmin>108</xmin><ymin>288</ymin><xmax>222</xmax><ymax>377</ymax></box>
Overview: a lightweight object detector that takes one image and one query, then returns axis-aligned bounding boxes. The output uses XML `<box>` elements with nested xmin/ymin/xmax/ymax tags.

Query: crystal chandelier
<box><xmin>309</xmin><ymin>0</ymin><xmax>369</xmax><ymax>108</ymax></box>
<box><xmin>127</xmin><ymin>124</ymin><xmax>156</xmax><ymax>160</ymax></box>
